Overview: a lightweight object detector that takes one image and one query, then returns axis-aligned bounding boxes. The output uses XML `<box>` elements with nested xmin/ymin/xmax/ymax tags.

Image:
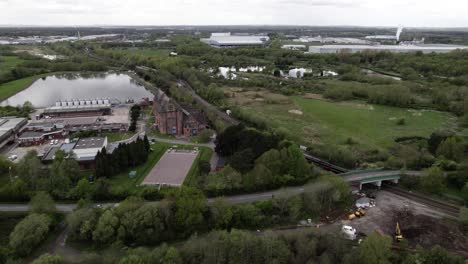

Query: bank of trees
<box><xmin>210</xmin><ymin>124</ymin><xmax>318</xmax><ymax>194</ymax></box>
<box><xmin>3</xmin><ymin>192</ymin><xmax>59</xmax><ymax>261</ymax></box>
<box><xmin>95</xmin><ymin>136</ymin><xmax>150</xmax><ymax>178</ymax></box>
<box><xmin>67</xmin><ymin>228</ymin><xmax>465</xmax><ymax>264</ymax></box>
<box><xmin>66</xmin><ymin>179</ymin><xmax>349</xmax><ymax>249</ymax></box>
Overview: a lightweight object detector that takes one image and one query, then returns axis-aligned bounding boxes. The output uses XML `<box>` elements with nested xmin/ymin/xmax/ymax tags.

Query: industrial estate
<box><xmin>0</xmin><ymin>23</ymin><xmax>467</xmax><ymax>263</ymax></box>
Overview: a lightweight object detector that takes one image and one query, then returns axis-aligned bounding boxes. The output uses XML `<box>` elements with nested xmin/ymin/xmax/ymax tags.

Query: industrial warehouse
<box><xmin>201</xmin><ymin>32</ymin><xmax>269</xmax><ymax>48</ymax></box>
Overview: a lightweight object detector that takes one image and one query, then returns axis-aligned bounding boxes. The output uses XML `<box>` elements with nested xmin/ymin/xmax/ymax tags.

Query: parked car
<box><xmin>8</xmin><ymin>155</ymin><xmax>17</xmax><ymax>161</ymax></box>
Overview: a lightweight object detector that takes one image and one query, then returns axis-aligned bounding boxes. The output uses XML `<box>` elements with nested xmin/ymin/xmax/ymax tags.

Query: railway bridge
<box><xmin>340</xmin><ymin>169</ymin><xmax>421</xmax><ymax>190</ymax></box>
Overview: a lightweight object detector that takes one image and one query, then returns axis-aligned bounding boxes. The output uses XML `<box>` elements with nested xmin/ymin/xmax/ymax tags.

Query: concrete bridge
<box><xmin>339</xmin><ymin>169</ymin><xmax>421</xmax><ymax>190</ymax></box>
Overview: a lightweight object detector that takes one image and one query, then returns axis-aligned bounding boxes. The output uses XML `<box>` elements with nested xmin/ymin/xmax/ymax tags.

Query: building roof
<box><xmin>0</xmin><ymin>117</ymin><xmax>27</xmax><ymax>141</ymax></box>
<box><xmin>309</xmin><ymin>44</ymin><xmax>468</xmax><ymax>53</ymax></box>
<box><xmin>74</xmin><ymin>137</ymin><xmax>106</xmax><ymax>149</ymax></box>
<box><xmin>201</xmin><ymin>33</ymin><xmax>269</xmax><ymax>46</ymax></box>
<box><xmin>42</xmin><ymin>146</ymin><xmax>60</xmax><ymax>161</ymax></box>
<box><xmin>43</xmin><ymin>104</ymin><xmax>111</xmax><ymax>114</ymax></box>
<box><xmin>18</xmin><ymin>131</ymin><xmax>47</xmax><ymax>139</ymax></box>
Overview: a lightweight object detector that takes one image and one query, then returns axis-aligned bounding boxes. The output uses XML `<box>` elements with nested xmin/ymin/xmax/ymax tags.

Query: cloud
<box><xmin>0</xmin><ymin>0</ymin><xmax>467</xmax><ymax>27</ymax></box>
<box><xmin>278</xmin><ymin>0</ymin><xmax>360</xmax><ymax>8</ymax></box>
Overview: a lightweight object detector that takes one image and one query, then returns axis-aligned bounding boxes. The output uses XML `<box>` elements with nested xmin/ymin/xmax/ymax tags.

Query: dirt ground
<box><xmin>340</xmin><ymin>190</ymin><xmax>468</xmax><ymax>255</ymax></box>
<box><xmin>141</xmin><ymin>149</ymin><xmax>198</xmax><ymax>187</ymax></box>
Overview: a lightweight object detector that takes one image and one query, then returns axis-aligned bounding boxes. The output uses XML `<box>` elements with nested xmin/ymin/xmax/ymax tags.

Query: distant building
<box><xmin>43</xmin><ymin>99</ymin><xmax>112</xmax><ymax>118</ymax></box>
<box><xmin>0</xmin><ymin>117</ymin><xmax>27</xmax><ymax>148</ymax></box>
<box><xmin>281</xmin><ymin>44</ymin><xmax>306</xmax><ymax>50</ymax></box>
<box><xmin>288</xmin><ymin>68</ymin><xmax>312</xmax><ymax>78</ymax></box>
<box><xmin>308</xmin><ymin>44</ymin><xmax>468</xmax><ymax>54</ymax></box>
<box><xmin>153</xmin><ymin>90</ymin><xmax>207</xmax><ymax>137</ymax></box>
<box><xmin>201</xmin><ymin>32</ymin><xmax>269</xmax><ymax>48</ymax></box>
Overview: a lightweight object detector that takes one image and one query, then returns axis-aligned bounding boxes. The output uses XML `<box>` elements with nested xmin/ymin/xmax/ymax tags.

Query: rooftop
<box><xmin>74</xmin><ymin>137</ymin><xmax>106</xmax><ymax>149</ymax></box>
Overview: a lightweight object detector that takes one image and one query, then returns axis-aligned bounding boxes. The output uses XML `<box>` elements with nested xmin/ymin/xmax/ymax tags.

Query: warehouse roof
<box><xmin>74</xmin><ymin>137</ymin><xmax>106</xmax><ymax>149</ymax></box>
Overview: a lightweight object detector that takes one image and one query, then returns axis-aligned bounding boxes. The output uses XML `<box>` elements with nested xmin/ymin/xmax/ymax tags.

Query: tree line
<box><xmin>95</xmin><ymin>136</ymin><xmax>150</xmax><ymax>178</ymax></box>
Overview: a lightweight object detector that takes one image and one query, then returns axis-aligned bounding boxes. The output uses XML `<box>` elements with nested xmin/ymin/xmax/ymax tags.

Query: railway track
<box><xmin>383</xmin><ymin>185</ymin><xmax>461</xmax><ymax>218</ymax></box>
<box><xmin>302</xmin><ymin>153</ymin><xmax>348</xmax><ymax>174</ymax></box>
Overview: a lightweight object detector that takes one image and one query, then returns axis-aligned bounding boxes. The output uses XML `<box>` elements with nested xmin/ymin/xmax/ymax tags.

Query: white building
<box><xmin>281</xmin><ymin>44</ymin><xmax>306</xmax><ymax>50</ymax></box>
<box><xmin>72</xmin><ymin>137</ymin><xmax>108</xmax><ymax>162</ymax></box>
<box><xmin>201</xmin><ymin>33</ymin><xmax>269</xmax><ymax>48</ymax></box>
<box><xmin>288</xmin><ymin>68</ymin><xmax>312</xmax><ymax>78</ymax></box>
<box><xmin>308</xmin><ymin>44</ymin><xmax>468</xmax><ymax>54</ymax></box>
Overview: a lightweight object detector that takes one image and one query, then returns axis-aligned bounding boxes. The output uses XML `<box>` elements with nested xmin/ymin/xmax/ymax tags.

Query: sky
<box><xmin>0</xmin><ymin>0</ymin><xmax>467</xmax><ymax>27</ymax></box>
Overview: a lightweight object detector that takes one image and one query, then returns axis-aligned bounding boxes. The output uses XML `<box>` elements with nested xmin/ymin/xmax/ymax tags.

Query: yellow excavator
<box><xmin>394</xmin><ymin>222</ymin><xmax>403</xmax><ymax>242</ymax></box>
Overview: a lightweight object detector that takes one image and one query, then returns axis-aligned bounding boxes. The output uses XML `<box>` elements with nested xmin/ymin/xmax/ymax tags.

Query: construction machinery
<box><xmin>394</xmin><ymin>222</ymin><xmax>403</xmax><ymax>242</ymax></box>
<box><xmin>348</xmin><ymin>208</ymin><xmax>366</xmax><ymax>220</ymax></box>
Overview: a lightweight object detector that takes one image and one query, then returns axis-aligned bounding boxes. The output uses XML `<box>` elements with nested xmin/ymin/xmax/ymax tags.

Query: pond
<box><xmin>1</xmin><ymin>73</ymin><xmax>154</xmax><ymax>108</ymax></box>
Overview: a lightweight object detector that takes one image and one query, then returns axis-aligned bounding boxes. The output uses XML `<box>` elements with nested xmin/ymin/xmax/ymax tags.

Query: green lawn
<box><xmin>0</xmin><ymin>56</ymin><xmax>24</xmax><ymax>74</ymax></box>
<box><xmin>0</xmin><ymin>74</ymin><xmax>48</xmax><ymax>102</ymax></box>
<box><xmin>108</xmin><ymin>142</ymin><xmax>211</xmax><ymax>195</ymax></box>
<box><xmin>242</xmin><ymin>96</ymin><xmax>454</xmax><ymax>151</ymax></box>
<box><xmin>101</xmin><ymin>132</ymin><xmax>133</xmax><ymax>143</ymax></box>
<box><xmin>109</xmin><ymin>142</ymin><xmax>170</xmax><ymax>195</ymax></box>
<box><xmin>184</xmin><ymin>147</ymin><xmax>214</xmax><ymax>187</ymax></box>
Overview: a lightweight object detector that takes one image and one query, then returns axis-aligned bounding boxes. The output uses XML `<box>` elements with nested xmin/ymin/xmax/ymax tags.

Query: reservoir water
<box><xmin>1</xmin><ymin>73</ymin><xmax>154</xmax><ymax>108</ymax></box>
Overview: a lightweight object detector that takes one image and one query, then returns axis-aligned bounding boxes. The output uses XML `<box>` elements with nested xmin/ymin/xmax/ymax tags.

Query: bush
<box><xmin>9</xmin><ymin>214</ymin><xmax>52</xmax><ymax>256</ymax></box>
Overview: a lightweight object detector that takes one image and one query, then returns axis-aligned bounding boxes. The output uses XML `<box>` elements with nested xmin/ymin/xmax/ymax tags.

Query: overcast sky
<box><xmin>0</xmin><ymin>0</ymin><xmax>467</xmax><ymax>27</ymax></box>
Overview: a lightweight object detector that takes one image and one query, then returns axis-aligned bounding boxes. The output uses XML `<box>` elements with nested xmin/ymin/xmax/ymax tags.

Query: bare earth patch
<box><xmin>142</xmin><ymin>149</ymin><xmax>198</xmax><ymax>187</ymax></box>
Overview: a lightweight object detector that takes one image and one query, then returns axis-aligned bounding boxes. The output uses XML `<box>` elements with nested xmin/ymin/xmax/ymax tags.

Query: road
<box><xmin>0</xmin><ymin>186</ymin><xmax>308</xmax><ymax>212</ymax></box>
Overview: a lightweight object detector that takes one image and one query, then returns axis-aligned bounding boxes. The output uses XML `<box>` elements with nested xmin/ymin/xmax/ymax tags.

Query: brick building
<box><xmin>153</xmin><ymin>90</ymin><xmax>207</xmax><ymax>137</ymax></box>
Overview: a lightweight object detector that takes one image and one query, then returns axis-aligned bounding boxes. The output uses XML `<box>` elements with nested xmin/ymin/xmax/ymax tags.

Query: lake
<box><xmin>1</xmin><ymin>73</ymin><xmax>154</xmax><ymax>108</ymax></box>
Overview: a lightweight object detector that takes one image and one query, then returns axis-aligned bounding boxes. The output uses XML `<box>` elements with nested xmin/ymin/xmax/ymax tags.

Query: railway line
<box><xmin>302</xmin><ymin>152</ymin><xmax>348</xmax><ymax>174</ymax></box>
<box><xmin>383</xmin><ymin>184</ymin><xmax>461</xmax><ymax>218</ymax></box>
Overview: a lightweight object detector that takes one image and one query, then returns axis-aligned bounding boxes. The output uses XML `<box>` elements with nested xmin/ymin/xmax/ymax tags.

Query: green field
<box><xmin>101</xmin><ymin>132</ymin><xmax>133</xmax><ymax>143</ymax></box>
<box><xmin>240</xmin><ymin>94</ymin><xmax>454</xmax><ymax>150</ymax></box>
<box><xmin>113</xmin><ymin>48</ymin><xmax>171</xmax><ymax>59</ymax></box>
<box><xmin>0</xmin><ymin>74</ymin><xmax>47</xmax><ymax>102</ymax></box>
<box><xmin>184</xmin><ymin>147</ymin><xmax>214</xmax><ymax>187</ymax></box>
<box><xmin>0</xmin><ymin>56</ymin><xmax>24</xmax><ymax>74</ymax></box>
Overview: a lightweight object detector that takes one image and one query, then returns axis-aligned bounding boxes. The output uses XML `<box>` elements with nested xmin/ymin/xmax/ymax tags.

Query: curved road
<box><xmin>0</xmin><ymin>170</ymin><xmax>417</xmax><ymax>212</ymax></box>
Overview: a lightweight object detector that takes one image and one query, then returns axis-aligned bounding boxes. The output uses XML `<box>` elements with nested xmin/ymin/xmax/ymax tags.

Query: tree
<box><xmin>32</xmin><ymin>254</ymin><xmax>63</xmax><ymax>264</ymax></box>
<box><xmin>9</xmin><ymin>214</ymin><xmax>51</xmax><ymax>256</ymax></box>
<box><xmin>210</xmin><ymin>198</ymin><xmax>233</xmax><ymax>229</ymax></box>
<box><xmin>92</xmin><ymin>210</ymin><xmax>119</xmax><ymax>245</ymax></box>
<box><xmin>29</xmin><ymin>191</ymin><xmax>56</xmax><ymax>214</ymax></box>
<box><xmin>436</xmin><ymin>137</ymin><xmax>464</xmax><ymax>162</ymax></box>
<box><xmin>70</xmin><ymin>178</ymin><xmax>95</xmax><ymax>200</ymax></box>
<box><xmin>420</xmin><ymin>167</ymin><xmax>445</xmax><ymax>195</ymax></box>
<box><xmin>197</xmin><ymin>129</ymin><xmax>213</xmax><ymax>143</ymax></box>
<box><xmin>357</xmin><ymin>233</ymin><xmax>393</xmax><ymax>264</ymax></box>
<box><xmin>198</xmin><ymin>160</ymin><xmax>211</xmax><ymax>176</ymax></box>
<box><xmin>230</xmin><ymin>148</ymin><xmax>255</xmax><ymax>173</ymax></box>
<box><xmin>174</xmin><ymin>187</ymin><xmax>206</xmax><ymax>234</ymax></box>
<box><xmin>16</xmin><ymin>150</ymin><xmax>42</xmax><ymax>189</ymax></box>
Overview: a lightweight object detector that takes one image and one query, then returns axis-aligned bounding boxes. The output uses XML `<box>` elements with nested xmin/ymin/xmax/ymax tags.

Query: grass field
<box><xmin>113</xmin><ymin>48</ymin><xmax>171</xmax><ymax>59</ymax></box>
<box><xmin>184</xmin><ymin>147</ymin><xmax>214</xmax><ymax>187</ymax></box>
<box><xmin>0</xmin><ymin>56</ymin><xmax>24</xmax><ymax>75</ymax></box>
<box><xmin>232</xmin><ymin>89</ymin><xmax>454</xmax><ymax>151</ymax></box>
<box><xmin>0</xmin><ymin>74</ymin><xmax>47</xmax><ymax>102</ymax></box>
<box><xmin>101</xmin><ymin>132</ymin><xmax>133</xmax><ymax>143</ymax></box>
